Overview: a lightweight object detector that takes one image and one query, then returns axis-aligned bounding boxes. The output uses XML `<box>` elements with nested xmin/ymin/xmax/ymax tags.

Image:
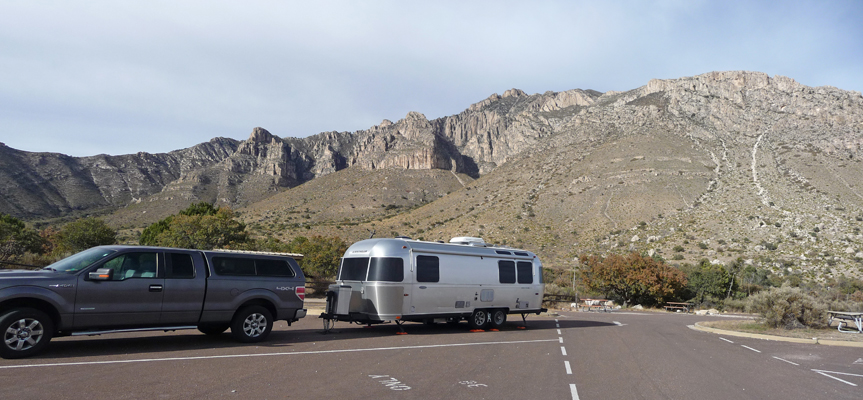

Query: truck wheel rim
<box><xmin>242</xmin><ymin>313</ymin><xmax>267</xmax><ymax>337</ymax></box>
<box><xmin>4</xmin><ymin>318</ymin><xmax>44</xmax><ymax>351</ymax></box>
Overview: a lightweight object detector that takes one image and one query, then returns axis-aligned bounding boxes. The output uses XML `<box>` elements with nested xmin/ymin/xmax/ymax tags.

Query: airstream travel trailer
<box><xmin>320</xmin><ymin>237</ymin><xmax>546</xmax><ymax>331</ymax></box>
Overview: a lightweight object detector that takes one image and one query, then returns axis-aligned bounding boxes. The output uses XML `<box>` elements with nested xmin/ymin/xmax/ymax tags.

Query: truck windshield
<box><xmin>339</xmin><ymin>257</ymin><xmax>369</xmax><ymax>281</ymax></box>
<box><xmin>43</xmin><ymin>247</ymin><xmax>117</xmax><ymax>273</ymax></box>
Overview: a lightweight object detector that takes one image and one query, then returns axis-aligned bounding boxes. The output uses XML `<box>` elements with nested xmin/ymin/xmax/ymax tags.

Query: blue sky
<box><xmin>1</xmin><ymin>1</ymin><xmax>861</xmax><ymax>157</ymax></box>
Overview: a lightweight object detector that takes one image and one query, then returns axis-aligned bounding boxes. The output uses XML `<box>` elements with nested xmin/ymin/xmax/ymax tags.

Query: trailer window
<box><xmin>416</xmin><ymin>255</ymin><xmax>439</xmax><ymax>283</ymax></box>
<box><xmin>368</xmin><ymin>257</ymin><xmax>404</xmax><ymax>282</ymax></box>
<box><xmin>517</xmin><ymin>261</ymin><xmax>533</xmax><ymax>284</ymax></box>
<box><xmin>339</xmin><ymin>257</ymin><xmax>369</xmax><ymax>281</ymax></box>
<box><xmin>498</xmin><ymin>260</ymin><xmax>516</xmax><ymax>284</ymax></box>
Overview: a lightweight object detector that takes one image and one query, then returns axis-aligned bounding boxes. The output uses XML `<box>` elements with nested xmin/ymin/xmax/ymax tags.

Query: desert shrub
<box><xmin>579</xmin><ymin>252</ymin><xmax>687</xmax><ymax>306</ymax></box>
<box><xmin>721</xmin><ymin>298</ymin><xmax>748</xmax><ymax>312</ymax></box>
<box><xmin>746</xmin><ymin>286</ymin><xmax>827</xmax><ymax>329</ymax></box>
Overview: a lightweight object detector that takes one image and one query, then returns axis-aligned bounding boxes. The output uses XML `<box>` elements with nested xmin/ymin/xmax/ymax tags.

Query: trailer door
<box><xmin>410</xmin><ymin>255</ymin><xmax>441</xmax><ymax>315</ymax></box>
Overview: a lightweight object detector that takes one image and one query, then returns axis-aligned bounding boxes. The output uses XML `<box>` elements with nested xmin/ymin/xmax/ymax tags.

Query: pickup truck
<box><xmin>0</xmin><ymin>245</ymin><xmax>307</xmax><ymax>359</ymax></box>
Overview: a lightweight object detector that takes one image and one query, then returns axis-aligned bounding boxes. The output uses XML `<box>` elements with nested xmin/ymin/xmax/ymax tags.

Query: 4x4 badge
<box><xmin>48</xmin><ymin>284</ymin><xmax>74</xmax><ymax>288</ymax></box>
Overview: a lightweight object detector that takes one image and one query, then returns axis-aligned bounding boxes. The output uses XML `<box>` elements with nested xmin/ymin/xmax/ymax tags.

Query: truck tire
<box><xmin>489</xmin><ymin>309</ymin><xmax>507</xmax><ymax>329</ymax></box>
<box><xmin>468</xmin><ymin>309</ymin><xmax>489</xmax><ymax>330</ymax></box>
<box><xmin>0</xmin><ymin>308</ymin><xmax>54</xmax><ymax>359</ymax></box>
<box><xmin>197</xmin><ymin>324</ymin><xmax>229</xmax><ymax>336</ymax></box>
<box><xmin>231</xmin><ymin>305</ymin><xmax>273</xmax><ymax>343</ymax></box>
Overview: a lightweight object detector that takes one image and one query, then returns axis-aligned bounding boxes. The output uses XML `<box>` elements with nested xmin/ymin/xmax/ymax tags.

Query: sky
<box><xmin>1</xmin><ymin>1</ymin><xmax>861</xmax><ymax>157</ymax></box>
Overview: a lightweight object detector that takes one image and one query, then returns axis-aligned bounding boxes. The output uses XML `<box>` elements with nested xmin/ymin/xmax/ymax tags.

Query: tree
<box><xmin>579</xmin><ymin>252</ymin><xmax>687</xmax><ymax>306</ymax></box>
<box><xmin>140</xmin><ymin>202</ymin><xmax>219</xmax><ymax>245</ymax></box>
<box><xmin>0</xmin><ymin>213</ymin><xmax>44</xmax><ymax>262</ymax></box>
<box><xmin>286</xmin><ymin>236</ymin><xmax>348</xmax><ymax>280</ymax></box>
<box><xmin>681</xmin><ymin>259</ymin><xmax>731</xmax><ymax>303</ymax></box>
<box><xmin>142</xmin><ymin>207</ymin><xmax>248</xmax><ymax>250</ymax></box>
<box><xmin>54</xmin><ymin>217</ymin><xmax>117</xmax><ymax>255</ymax></box>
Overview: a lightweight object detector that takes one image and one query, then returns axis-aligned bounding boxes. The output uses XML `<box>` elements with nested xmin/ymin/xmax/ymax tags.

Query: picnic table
<box><xmin>664</xmin><ymin>302</ymin><xmax>694</xmax><ymax>313</ymax></box>
<box><xmin>827</xmin><ymin>311</ymin><xmax>863</xmax><ymax>333</ymax></box>
<box><xmin>580</xmin><ymin>298</ymin><xmax>612</xmax><ymax>312</ymax></box>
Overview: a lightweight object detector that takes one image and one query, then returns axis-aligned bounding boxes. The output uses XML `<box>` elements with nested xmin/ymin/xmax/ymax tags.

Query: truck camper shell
<box><xmin>320</xmin><ymin>237</ymin><xmax>546</xmax><ymax>331</ymax></box>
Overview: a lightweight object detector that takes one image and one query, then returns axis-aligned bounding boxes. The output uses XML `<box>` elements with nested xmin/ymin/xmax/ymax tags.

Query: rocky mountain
<box><xmin>3</xmin><ymin>71</ymin><xmax>862</xmax><ymax>280</ymax></box>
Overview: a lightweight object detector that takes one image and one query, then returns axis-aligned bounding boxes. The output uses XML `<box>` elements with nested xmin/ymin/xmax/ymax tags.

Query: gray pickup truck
<box><xmin>0</xmin><ymin>245</ymin><xmax>307</xmax><ymax>359</ymax></box>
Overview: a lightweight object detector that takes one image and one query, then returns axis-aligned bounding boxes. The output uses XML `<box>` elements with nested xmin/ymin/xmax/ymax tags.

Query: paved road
<box><xmin>1</xmin><ymin>310</ymin><xmax>860</xmax><ymax>399</ymax></box>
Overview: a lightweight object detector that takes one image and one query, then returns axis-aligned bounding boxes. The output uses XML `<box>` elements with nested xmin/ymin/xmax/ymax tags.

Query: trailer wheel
<box><xmin>489</xmin><ymin>309</ymin><xmax>507</xmax><ymax>329</ymax></box>
<box><xmin>468</xmin><ymin>309</ymin><xmax>489</xmax><ymax>329</ymax></box>
<box><xmin>231</xmin><ymin>305</ymin><xmax>273</xmax><ymax>343</ymax></box>
<box><xmin>0</xmin><ymin>308</ymin><xmax>54</xmax><ymax>359</ymax></box>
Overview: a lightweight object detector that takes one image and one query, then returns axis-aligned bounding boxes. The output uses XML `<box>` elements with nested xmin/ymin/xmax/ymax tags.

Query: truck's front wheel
<box><xmin>231</xmin><ymin>306</ymin><xmax>273</xmax><ymax>343</ymax></box>
<box><xmin>0</xmin><ymin>308</ymin><xmax>54</xmax><ymax>359</ymax></box>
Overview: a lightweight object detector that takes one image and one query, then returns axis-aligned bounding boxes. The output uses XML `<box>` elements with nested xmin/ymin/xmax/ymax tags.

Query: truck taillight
<box><xmin>296</xmin><ymin>286</ymin><xmax>306</xmax><ymax>301</ymax></box>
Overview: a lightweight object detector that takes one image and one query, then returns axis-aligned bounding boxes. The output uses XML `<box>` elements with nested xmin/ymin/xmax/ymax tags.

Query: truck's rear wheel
<box><xmin>468</xmin><ymin>309</ymin><xmax>489</xmax><ymax>329</ymax></box>
<box><xmin>489</xmin><ymin>309</ymin><xmax>507</xmax><ymax>329</ymax></box>
<box><xmin>0</xmin><ymin>308</ymin><xmax>54</xmax><ymax>359</ymax></box>
<box><xmin>231</xmin><ymin>306</ymin><xmax>273</xmax><ymax>343</ymax></box>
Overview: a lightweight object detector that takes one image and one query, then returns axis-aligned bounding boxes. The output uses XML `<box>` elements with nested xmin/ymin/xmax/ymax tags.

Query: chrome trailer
<box><xmin>319</xmin><ymin>237</ymin><xmax>547</xmax><ymax>333</ymax></box>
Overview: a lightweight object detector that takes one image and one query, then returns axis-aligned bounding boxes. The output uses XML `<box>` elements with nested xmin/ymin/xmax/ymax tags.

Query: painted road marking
<box><xmin>569</xmin><ymin>383</ymin><xmax>581</xmax><ymax>400</ymax></box>
<box><xmin>741</xmin><ymin>345</ymin><xmax>761</xmax><ymax>353</ymax></box>
<box><xmin>812</xmin><ymin>370</ymin><xmax>861</xmax><ymax>387</ymax></box>
<box><xmin>557</xmin><ymin>329</ymin><xmax>562</xmax><ymax>335</ymax></box>
<box><xmin>555</xmin><ymin>319</ymin><xmax>559</xmax><ymax>322</ymax></box>
<box><xmin>612</xmin><ymin>321</ymin><xmax>626</xmax><ymax>326</ymax></box>
<box><xmin>556</xmin><ymin>323</ymin><xmax>560</xmax><ymax>328</ymax></box>
<box><xmin>0</xmin><ymin>338</ymin><xmax>559</xmax><ymax>370</ymax></box>
<box><xmin>719</xmin><ymin>337</ymin><xmax>734</xmax><ymax>343</ymax></box>
<box><xmin>561</xmin><ymin>346</ymin><xmax>567</xmax><ymax>356</ymax></box>
<box><xmin>564</xmin><ymin>360</ymin><xmax>572</xmax><ymax>375</ymax></box>
<box><xmin>854</xmin><ymin>358</ymin><xmax>863</xmax><ymax>365</ymax></box>
<box><xmin>559</xmin><ymin>337</ymin><xmax>563</xmax><ymax>343</ymax></box>
<box><xmin>772</xmin><ymin>356</ymin><xmax>799</xmax><ymax>366</ymax></box>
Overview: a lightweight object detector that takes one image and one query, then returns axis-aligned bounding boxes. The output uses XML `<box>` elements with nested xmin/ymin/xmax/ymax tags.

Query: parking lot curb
<box><xmin>689</xmin><ymin>322</ymin><xmax>863</xmax><ymax>348</ymax></box>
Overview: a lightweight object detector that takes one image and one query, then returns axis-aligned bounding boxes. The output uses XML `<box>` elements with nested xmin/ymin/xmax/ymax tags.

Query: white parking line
<box><xmin>559</xmin><ymin>337</ymin><xmax>563</xmax><ymax>343</ymax></box>
<box><xmin>561</xmin><ymin>346</ymin><xmax>567</xmax><ymax>356</ymax></box>
<box><xmin>564</xmin><ymin>360</ymin><xmax>572</xmax><ymax>374</ymax></box>
<box><xmin>557</xmin><ymin>329</ymin><xmax>562</xmax><ymax>335</ymax></box>
<box><xmin>812</xmin><ymin>369</ymin><xmax>861</xmax><ymax>387</ymax></box>
<box><xmin>741</xmin><ymin>345</ymin><xmax>761</xmax><ymax>353</ymax></box>
<box><xmin>570</xmin><ymin>383</ymin><xmax>581</xmax><ymax>400</ymax></box>
<box><xmin>772</xmin><ymin>356</ymin><xmax>799</xmax><ymax>366</ymax></box>
<box><xmin>0</xmin><ymin>338</ymin><xmax>560</xmax><ymax>370</ymax></box>
<box><xmin>719</xmin><ymin>337</ymin><xmax>734</xmax><ymax>343</ymax></box>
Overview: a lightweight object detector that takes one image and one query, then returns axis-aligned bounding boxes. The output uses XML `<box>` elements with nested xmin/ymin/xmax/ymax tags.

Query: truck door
<box><xmin>160</xmin><ymin>251</ymin><xmax>207</xmax><ymax>324</ymax></box>
<box><xmin>74</xmin><ymin>251</ymin><xmax>164</xmax><ymax>328</ymax></box>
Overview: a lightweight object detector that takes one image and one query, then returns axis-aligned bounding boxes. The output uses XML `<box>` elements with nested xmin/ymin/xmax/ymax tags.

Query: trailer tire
<box><xmin>468</xmin><ymin>309</ymin><xmax>489</xmax><ymax>329</ymax></box>
<box><xmin>489</xmin><ymin>309</ymin><xmax>507</xmax><ymax>329</ymax></box>
<box><xmin>0</xmin><ymin>308</ymin><xmax>54</xmax><ymax>359</ymax></box>
<box><xmin>231</xmin><ymin>305</ymin><xmax>273</xmax><ymax>343</ymax></box>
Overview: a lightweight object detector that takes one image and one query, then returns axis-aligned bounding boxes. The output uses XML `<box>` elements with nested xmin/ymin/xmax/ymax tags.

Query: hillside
<box><xmin>3</xmin><ymin>70</ymin><xmax>862</xmax><ymax>280</ymax></box>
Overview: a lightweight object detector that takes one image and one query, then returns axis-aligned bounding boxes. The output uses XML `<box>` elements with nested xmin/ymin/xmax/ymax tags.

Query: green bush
<box><xmin>746</xmin><ymin>286</ymin><xmax>827</xmax><ymax>329</ymax></box>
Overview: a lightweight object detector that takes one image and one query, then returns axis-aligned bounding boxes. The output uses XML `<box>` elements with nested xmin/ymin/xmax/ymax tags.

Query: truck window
<box><xmin>212</xmin><ymin>257</ymin><xmax>255</xmax><ymax>276</ymax></box>
<box><xmin>498</xmin><ymin>260</ymin><xmax>516</xmax><ymax>284</ymax></box>
<box><xmin>102</xmin><ymin>252</ymin><xmax>159</xmax><ymax>280</ymax></box>
<box><xmin>339</xmin><ymin>257</ymin><xmax>369</xmax><ymax>281</ymax></box>
<box><xmin>368</xmin><ymin>257</ymin><xmax>404</xmax><ymax>282</ymax></box>
<box><xmin>256</xmin><ymin>258</ymin><xmax>296</xmax><ymax>277</ymax></box>
<box><xmin>517</xmin><ymin>261</ymin><xmax>533</xmax><ymax>284</ymax></box>
<box><xmin>416</xmin><ymin>255</ymin><xmax>439</xmax><ymax>283</ymax></box>
<box><xmin>166</xmin><ymin>253</ymin><xmax>195</xmax><ymax>279</ymax></box>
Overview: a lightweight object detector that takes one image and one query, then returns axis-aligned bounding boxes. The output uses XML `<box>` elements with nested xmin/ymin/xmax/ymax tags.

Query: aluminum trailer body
<box><xmin>321</xmin><ymin>237</ymin><xmax>546</xmax><ymax>330</ymax></box>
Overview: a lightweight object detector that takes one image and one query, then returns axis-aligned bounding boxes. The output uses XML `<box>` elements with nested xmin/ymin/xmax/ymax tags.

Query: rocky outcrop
<box><xmin>2</xmin><ymin>71</ymin><xmax>861</xmax><ymax>223</ymax></box>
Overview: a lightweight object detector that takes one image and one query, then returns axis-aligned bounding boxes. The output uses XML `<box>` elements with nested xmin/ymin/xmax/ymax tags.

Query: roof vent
<box><xmin>449</xmin><ymin>237</ymin><xmax>486</xmax><ymax>246</ymax></box>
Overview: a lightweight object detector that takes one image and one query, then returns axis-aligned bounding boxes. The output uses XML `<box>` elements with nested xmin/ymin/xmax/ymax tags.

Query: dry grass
<box><xmin>700</xmin><ymin>319</ymin><xmax>863</xmax><ymax>342</ymax></box>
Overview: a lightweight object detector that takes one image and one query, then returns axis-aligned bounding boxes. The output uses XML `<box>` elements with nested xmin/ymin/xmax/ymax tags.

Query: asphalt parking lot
<box><xmin>2</xmin><ymin>310</ymin><xmax>861</xmax><ymax>399</ymax></box>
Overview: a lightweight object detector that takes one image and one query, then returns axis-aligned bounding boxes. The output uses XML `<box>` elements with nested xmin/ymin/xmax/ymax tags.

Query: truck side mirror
<box><xmin>89</xmin><ymin>268</ymin><xmax>114</xmax><ymax>281</ymax></box>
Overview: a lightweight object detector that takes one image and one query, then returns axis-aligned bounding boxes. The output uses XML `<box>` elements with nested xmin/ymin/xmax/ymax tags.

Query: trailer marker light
<box><xmin>404</xmin><ymin>294</ymin><xmax>409</xmax><ymax>296</ymax></box>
